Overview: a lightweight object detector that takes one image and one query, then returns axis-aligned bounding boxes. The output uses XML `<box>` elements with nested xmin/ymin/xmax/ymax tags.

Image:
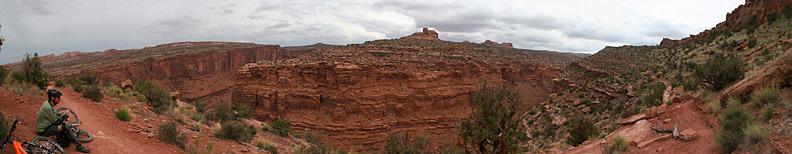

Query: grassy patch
<box><xmin>214</xmin><ymin>121</ymin><xmax>254</xmax><ymax>142</ymax></box>
<box><xmin>114</xmin><ymin>108</ymin><xmax>132</xmax><ymax>122</ymax></box>
<box><xmin>752</xmin><ymin>86</ymin><xmax>782</xmax><ymax>107</ymax></box>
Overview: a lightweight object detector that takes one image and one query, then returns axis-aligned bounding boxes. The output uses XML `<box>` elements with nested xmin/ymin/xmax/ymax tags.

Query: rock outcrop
<box><xmin>233</xmin><ymin>30</ymin><xmax>579</xmax><ymax>152</ymax></box>
<box><xmin>482</xmin><ymin>40</ymin><xmax>514</xmax><ymax>48</ymax></box>
<box><xmin>403</xmin><ymin>28</ymin><xmax>439</xmax><ymax>40</ymax></box>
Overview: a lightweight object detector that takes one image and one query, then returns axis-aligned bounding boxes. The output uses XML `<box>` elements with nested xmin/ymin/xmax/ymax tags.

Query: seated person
<box><xmin>36</xmin><ymin>89</ymin><xmax>90</xmax><ymax>153</ymax></box>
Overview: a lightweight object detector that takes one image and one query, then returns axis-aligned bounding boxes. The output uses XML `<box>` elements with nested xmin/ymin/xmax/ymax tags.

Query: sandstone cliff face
<box><xmin>6</xmin><ymin>42</ymin><xmax>316</xmax><ymax>101</ymax></box>
<box><xmin>233</xmin><ymin>36</ymin><xmax>577</xmax><ymax>152</ymax></box>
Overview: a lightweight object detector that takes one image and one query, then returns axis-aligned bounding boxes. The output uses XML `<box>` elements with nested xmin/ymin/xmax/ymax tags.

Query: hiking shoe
<box><xmin>76</xmin><ymin>144</ymin><xmax>91</xmax><ymax>153</ymax></box>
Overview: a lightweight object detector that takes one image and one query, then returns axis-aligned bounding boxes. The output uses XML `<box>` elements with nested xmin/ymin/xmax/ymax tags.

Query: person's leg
<box><xmin>61</xmin><ymin>123</ymin><xmax>90</xmax><ymax>153</ymax></box>
<box><xmin>38</xmin><ymin>123</ymin><xmax>60</xmax><ymax>137</ymax></box>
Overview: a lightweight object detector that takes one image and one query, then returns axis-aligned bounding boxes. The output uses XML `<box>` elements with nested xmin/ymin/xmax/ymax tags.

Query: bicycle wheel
<box><xmin>73</xmin><ymin>128</ymin><xmax>93</xmax><ymax>143</ymax></box>
<box><xmin>31</xmin><ymin>136</ymin><xmax>66</xmax><ymax>154</ymax></box>
<box><xmin>55</xmin><ymin>107</ymin><xmax>79</xmax><ymax>124</ymax></box>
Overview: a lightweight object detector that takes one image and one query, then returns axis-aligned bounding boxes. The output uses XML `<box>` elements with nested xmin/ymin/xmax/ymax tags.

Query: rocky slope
<box><xmin>232</xmin><ymin>29</ymin><xmax>580</xmax><ymax>152</ymax></box>
<box><xmin>4</xmin><ymin>42</ymin><xmax>320</xmax><ymax>102</ymax></box>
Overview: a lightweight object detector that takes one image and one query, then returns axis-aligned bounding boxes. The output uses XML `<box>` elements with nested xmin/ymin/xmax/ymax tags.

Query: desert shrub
<box><xmin>303</xmin><ymin>129</ymin><xmax>322</xmax><ymax>144</ymax></box>
<box><xmin>567</xmin><ymin>114</ymin><xmax>600</xmax><ymax>146</ymax></box>
<box><xmin>17</xmin><ymin>53</ymin><xmax>50</xmax><ymax>90</ymax></box>
<box><xmin>707</xmin><ymin>101</ymin><xmax>722</xmax><ymax>115</ymax></box>
<box><xmin>114</xmin><ymin>108</ymin><xmax>132</xmax><ymax>122</ymax></box>
<box><xmin>261</xmin><ymin>124</ymin><xmax>269</xmax><ymax>132</ymax></box>
<box><xmin>682</xmin><ymin>78</ymin><xmax>698</xmax><ymax>92</ymax></box>
<box><xmin>191</xmin><ymin>124</ymin><xmax>200</xmax><ymax>132</ymax></box>
<box><xmin>5</xmin><ymin>81</ymin><xmax>42</xmax><ymax>96</ymax></box>
<box><xmin>214</xmin><ymin>121</ymin><xmax>253</xmax><ymax>142</ymax></box>
<box><xmin>458</xmin><ymin>85</ymin><xmax>526</xmax><ymax>153</ymax></box>
<box><xmin>78</xmin><ymin>71</ymin><xmax>99</xmax><ymax>86</ymax></box>
<box><xmin>761</xmin><ymin>106</ymin><xmax>774</xmax><ymax>122</ymax></box>
<box><xmin>211</xmin><ymin>100</ymin><xmax>251</xmax><ymax>122</ymax></box>
<box><xmin>744</xmin><ymin>124</ymin><xmax>767</xmax><ymax>145</ymax></box>
<box><xmin>72</xmin><ymin>84</ymin><xmax>84</xmax><ymax>93</ymax></box>
<box><xmin>81</xmin><ymin>85</ymin><xmax>103</xmax><ymax>102</ymax></box>
<box><xmin>602</xmin><ymin>136</ymin><xmax>628</xmax><ymax>154</ymax></box>
<box><xmin>54</xmin><ymin>80</ymin><xmax>64</xmax><ymax>87</ymax></box>
<box><xmin>716</xmin><ymin>103</ymin><xmax>752</xmax><ymax>153</ymax></box>
<box><xmin>695</xmin><ymin>55</ymin><xmax>744</xmax><ymax>90</ymax></box>
<box><xmin>134</xmin><ymin>80</ymin><xmax>172</xmax><ymax>114</ymax></box>
<box><xmin>768</xmin><ymin>12</ymin><xmax>781</xmax><ymax>23</ymax></box>
<box><xmin>0</xmin><ymin>112</ymin><xmax>11</xmax><ymax>140</ymax></box>
<box><xmin>0</xmin><ymin>66</ymin><xmax>7</xmax><ymax>86</ymax></box>
<box><xmin>268</xmin><ymin>118</ymin><xmax>291</xmax><ymax>137</ymax></box>
<box><xmin>384</xmin><ymin>132</ymin><xmax>425</xmax><ymax>154</ymax></box>
<box><xmin>640</xmin><ymin>82</ymin><xmax>665</xmax><ymax>107</ymax></box>
<box><xmin>158</xmin><ymin>122</ymin><xmax>187</xmax><ymax>149</ymax></box>
<box><xmin>752</xmin><ymin>86</ymin><xmax>782</xmax><ymax>107</ymax></box>
<box><xmin>785</xmin><ymin>6</ymin><xmax>792</xmax><ymax>18</ymax></box>
<box><xmin>263</xmin><ymin>142</ymin><xmax>278</xmax><ymax>154</ymax></box>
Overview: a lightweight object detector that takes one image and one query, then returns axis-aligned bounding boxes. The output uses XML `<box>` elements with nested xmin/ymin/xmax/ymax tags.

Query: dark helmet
<box><xmin>47</xmin><ymin>89</ymin><xmax>63</xmax><ymax>98</ymax></box>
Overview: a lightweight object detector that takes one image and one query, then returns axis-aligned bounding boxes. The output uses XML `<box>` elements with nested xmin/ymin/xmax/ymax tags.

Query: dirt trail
<box><xmin>52</xmin><ymin>86</ymin><xmax>181</xmax><ymax>154</ymax></box>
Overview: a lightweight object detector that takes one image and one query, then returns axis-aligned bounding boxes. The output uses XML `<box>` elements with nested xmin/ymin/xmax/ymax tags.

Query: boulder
<box><xmin>679</xmin><ymin>129</ymin><xmax>699</xmax><ymax>141</ymax></box>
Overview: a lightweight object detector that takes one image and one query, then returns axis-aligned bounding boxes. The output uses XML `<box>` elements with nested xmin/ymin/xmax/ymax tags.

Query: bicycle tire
<box><xmin>55</xmin><ymin>107</ymin><xmax>79</xmax><ymax>124</ymax></box>
<box><xmin>31</xmin><ymin>136</ymin><xmax>66</xmax><ymax>154</ymax></box>
<box><xmin>73</xmin><ymin>128</ymin><xmax>93</xmax><ymax>143</ymax></box>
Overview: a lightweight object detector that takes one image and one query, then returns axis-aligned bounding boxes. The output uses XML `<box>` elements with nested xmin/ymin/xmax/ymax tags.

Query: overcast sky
<box><xmin>0</xmin><ymin>0</ymin><xmax>743</xmax><ymax>64</ymax></box>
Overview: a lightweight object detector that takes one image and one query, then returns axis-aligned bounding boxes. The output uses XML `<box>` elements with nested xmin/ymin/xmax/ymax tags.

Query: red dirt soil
<box><xmin>0</xmin><ymin>86</ymin><xmax>182</xmax><ymax>154</ymax></box>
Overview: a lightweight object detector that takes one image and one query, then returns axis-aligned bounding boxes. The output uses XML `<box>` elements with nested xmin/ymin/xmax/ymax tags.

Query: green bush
<box><xmin>682</xmin><ymin>78</ymin><xmax>698</xmax><ymax>92</ymax></box>
<box><xmin>768</xmin><ymin>12</ymin><xmax>781</xmax><ymax>23</ymax></box>
<box><xmin>784</xmin><ymin>6</ymin><xmax>792</xmax><ymax>18</ymax></box>
<box><xmin>567</xmin><ymin>114</ymin><xmax>600</xmax><ymax>146</ymax></box>
<box><xmin>214</xmin><ymin>121</ymin><xmax>253</xmax><ymax>142</ymax></box>
<box><xmin>78</xmin><ymin>71</ymin><xmax>99</xmax><ymax>86</ymax></box>
<box><xmin>54</xmin><ymin>80</ymin><xmax>64</xmax><ymax>87</ymax></box>
<box><xmin>114</xmin><ymin>108</ymin><xmax>132</xmax><ymax>122</ymax></box>
<box><xmin>641</xmin><ymin>82</ymin><xmax>665</xmax><ymax>107</ymax></box>
<box><xmin>0</xmin><ymin>112</ymin><xmax>11</xmax><ymax>140</ymax></box>
<box><xmin>458</xmin><ymin>85</ymin><xmax>526</xmax><ymax>153</ymax></box>
<box><xmin>269</xmin><ymin>118</ymin><xmax>291</xmax><ymax>137</ymax></box>
<box><xmin>716</xmin><ymin>103</ymin><xmax>752</xmax><ymax>153</ymax></box>
<box><xmin>72</xmin><ymin>84</ymin><xmax>84</xmax><ymax>93</ymax></box>
<box><xmin>602</xmin><ymin>136</ymin><xmax>628</xmax><ymax>154</ymax></box>
<box><xmin>694</xmin><ymin>55</ymin><xmax>744</xmax><ymax>90</ymax></box>
<box><xmin>303</xmin><ymin>129</ymin><xmax>322</xmax><ymax>144</ymax></box>
<box><xmin>384</xmin><ymin>132</ymin><xmax>425</xmax><ymax>154</ymax></box>
<box><xmin>191</xmin><ymin>124</ymin><xmax>200</xmax><ymax>132</ymax></box>
<box><xmin>264</xmin><ymin>142</ymin><xmax>278</xmax><ymax>154</ymax></box>
<box><xmin>134</xmin><ymin>80</ymin><xmax>172</xmax><ymax>114</ymax></box>
<box><xmin>761</xmin><ymin>106</ymin><xmax>774</xmax><ymax>122</ymax></box>
<box><xmin>158</xmin><ymin>122</ymin><xmax>187</xmax><ymax>149</ymax></box>
<box><xmin>0</xmin><ymin>66</ymin><xmax>7</xmax><ymax>86</ymax></box>
<box><xmin>261</xmin><ymin>124</ymin><xmax>269</xmax><ymax>132</ymax></box>
<box><xmin>81</xmin><ymin>85</ymin><xmax>104</xmax><ymax>102</ymax></box>
<box><xmin>212</xmin><ymin>100</ymin><xmax>251</xmax><ymax>122</ymax></box>
<box><xmin>17</xmin><ymin>53</ymin><xmax>50</xmax><ymax>90</ymax></box>
<box><xmin>752</xmin><ymin>86</ymin><xmax>782</xmax><ymax>107</ymax></box>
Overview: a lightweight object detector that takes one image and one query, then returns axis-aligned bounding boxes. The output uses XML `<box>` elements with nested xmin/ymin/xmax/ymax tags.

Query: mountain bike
<box><xmin>55</xmin><ymin>107</ymin><xmax>92</xmax><ymax>143</ymax></box>
<box><xmin>1</xmin><ymin>119</ymin><xmax>66</xmax><ymax>154</ymax></box>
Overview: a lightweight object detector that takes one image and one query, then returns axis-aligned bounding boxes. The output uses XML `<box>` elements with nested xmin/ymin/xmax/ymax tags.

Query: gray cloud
<box><xmin>21</xmin><ymin>0</ymin><xmax>51</xmax><ymax>15</ymax></box>
<box><xmin>0</xmin><ymin>0</ymin><xmax>744</xmax><ymax>64</ymax></box>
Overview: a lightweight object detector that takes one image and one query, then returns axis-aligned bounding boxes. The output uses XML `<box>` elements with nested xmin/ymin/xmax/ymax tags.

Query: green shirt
<box><xmin>36</xmin><ymin>100</ymin><xmax>58</xmax><ymax>133</ymax></box>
